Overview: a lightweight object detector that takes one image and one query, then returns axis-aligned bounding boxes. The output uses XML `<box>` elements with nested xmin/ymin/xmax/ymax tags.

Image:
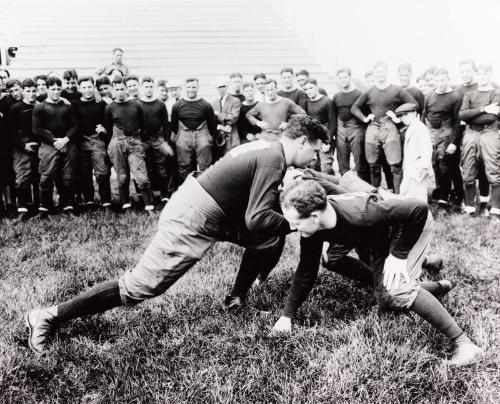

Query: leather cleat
<box><xmin>25</xmin><ymin>308</ymin><xmax>58</xmax><ymax>354</ymax></box>
<box><xmin>223</xmin><ymin>295</ymin><xmax>244</xmax><ymax>311</ymax></box>
<box><xmin>446</xmin><ymin>342</ymin><xmax>484</xmax><ymax>367</ymax></box>
<box><xmin>423</xmin><ymin>254</ymin><xmax>444</xmax><ymax>273</ymax></box>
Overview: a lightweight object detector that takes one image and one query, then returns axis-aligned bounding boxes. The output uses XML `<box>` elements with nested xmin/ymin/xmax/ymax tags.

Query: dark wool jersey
<box><xmin>351</xmin><ymin>84</ymin><xmax>417</xmax><ymax>121</ymax></box>
<box><xmin>36</xmin><ymin>93</ymin><xmax>47</xmax><ymax>102</ymax></box>
<box><xmin>237</xmin><ymin>102</ymin><xmax>261</xmax><ymax>142</ymax></box>
<box><xmin>61</xmin><ymin>89</ymin><xmax>83</xmax><ymax>102</ymax></box>
<box><xmin>332</xmin><ymin>89</ymin><xmax>362</xmax><ymax>123</ymax></box>
<box><xmin>230</xmin><ymin>92</ymin><xmax>245</xmax><ymax>103</ymax></box>
<box><xmin>282</xmin><ymin>193</ymin><xmax>429</xmax><ymax>318</ymax></box>
<box><xmin>139</xmin><ymin>99</ymin><xmax>170</xmax><ymax>140</ymax></box>
<box><xmin>405</xmin><ymin>86</ymin><xmax>425</xmax><ymax>113</ymax></box>
<box><xmin>8</xmin><ymin>101</ymin><xmax>36</xmax><ymax>150</ymax></box>
<box><xmin>0</xmin><ymin>94</ymin><xmax>16</xmax><ymax>186</ymax></box>
<box><xmin>197</xmin><ymin>140</ymin><xmax>290</xmax><ymax>235</ymax></box>
<box><xmin>455</xmin><ymin>82</ymin><xmax>478</xmax><ymax>98</ymax></box>
<box><xmin>278</xmin><ymin>88</ymin><xmax>307</xmax><ymax>110</ymax></box>
<box><xmin>246</xmin><ymin>98</ymin><xmax>305</xmax><ymax>131</ymax></box>
<box><xmin>32</xmin><ymin>100</ymin><xmax>77</xmax><ymax>144</ymax></box>
<box><xmin>72</xmin><ymin>99</ymin><xmax>107</xmax><ymax>139</ymax></box>
<box><xmin>305</xmin><ymin>96</ymin><xmax>334</xmax><ymax>142</ymax></box>
<box><xmin>422</xmin><ymin>90</ymin><xmax>462</xmax><ymax>144</ymax></box>
<box><xmin>459</xmin><ymin>89</ymin><xmax>500</xmax><ymax>128</ymax></box>
<box><xmin>170</xmin><ymin>98</ymin><xmax>217</xmax><ymax>138</ymax></box>
<box><xmin>104</xmin><ymin>100</ymin><xmax>145</xmax><ymax>136</ymax></box>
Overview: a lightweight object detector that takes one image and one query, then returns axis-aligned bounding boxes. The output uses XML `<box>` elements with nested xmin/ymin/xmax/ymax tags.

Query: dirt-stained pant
<box><xmin>426</xmin><ymin>120</ymin><xmax>461</xmax><ymax>202</ymax></box>
<box><xmin>107</xmin><ymin>128</ymin><xmax>151</xmax><ymax>205</ymax></box>
<box><xmin>79</xmin><ymin>135</ymin><xmax>111</xmax><ymax>204</ymax></box>
<box><xmin>38</xmin><ymin>142</ymin><xmax>77</xmax><ymax>210</ymax></box>
<box><xmin>118</xmin><ymin>175</ymin><xmax>280</xmax><ymax>305</ymax></box>
<box><xmin>12</xmin><ymin>148</ymin><xmax>39</xmax><ymax>210</ymax></box>
<box><xmin>336</xmin><ymin>119</ymin><xmax>369</xmax><ymax>180</ymax></box>
<box><xmin>175</xmin><ymin>122</ymin><xmax>213</xmax><ymax>184</ymax></box>
<box><xmin>461</xmin><ymin>126</ymin><xmax>500</xmax><ymax>209</ymax></box>
<box><xmin>143</xmin><ymin>135</ymin><xmax>173</xmax><ymax>199</ymax></box>
<box><xmin>365</xmin><ymin>118</ymin><xmax>403</xmax><ymax>193</ymax></box>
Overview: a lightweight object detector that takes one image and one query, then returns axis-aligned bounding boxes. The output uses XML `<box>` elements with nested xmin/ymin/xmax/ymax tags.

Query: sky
<box><xmin>287</xmin><ymin>0</ymin><xmax>500</xmax><ymax>84</ymax></box>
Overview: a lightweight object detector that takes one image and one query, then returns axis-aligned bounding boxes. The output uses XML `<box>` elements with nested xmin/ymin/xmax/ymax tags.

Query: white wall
<box><xmin>285</xmin><ymin>0</ymin><xmax>500</xmax><ymax>84</ymax></box>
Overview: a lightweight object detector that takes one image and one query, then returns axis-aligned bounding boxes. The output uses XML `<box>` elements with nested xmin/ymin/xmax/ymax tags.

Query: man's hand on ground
<box><xmin>383</xmin><ymin>255</ymin><xmax>409</xmax><ymax>290</ymax></box>
<box><xmin>272</xmin><ymin>316</ymin><xmax>292</xmax><ymax>333</ymax></box>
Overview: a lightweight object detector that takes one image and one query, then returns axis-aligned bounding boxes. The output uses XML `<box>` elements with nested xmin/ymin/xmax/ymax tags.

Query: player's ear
<box><xmin>311</xmin><ymin>211</ymin><xmax>321</xmax><ymax>222</ymax></box>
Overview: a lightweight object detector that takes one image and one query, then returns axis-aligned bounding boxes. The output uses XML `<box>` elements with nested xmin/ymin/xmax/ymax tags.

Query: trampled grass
<box><xmin>0</xmin><ymin>209</ymin><xmax>499</xmax><ymax>403</ymax></box>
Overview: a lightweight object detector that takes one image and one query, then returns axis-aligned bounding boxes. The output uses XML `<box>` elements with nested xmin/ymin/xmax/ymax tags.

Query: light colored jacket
<box><xmin>211</xmin><ymin>93</ymin><xmax>241</xmax><ymax>151</ymax></box>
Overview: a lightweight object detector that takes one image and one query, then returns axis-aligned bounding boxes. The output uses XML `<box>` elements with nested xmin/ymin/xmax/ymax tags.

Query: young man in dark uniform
<box><xmin>303</xmin><ymin>78</ymin><xmax>334</xmax><ymax>174</ymax></box>
<box><xmin>139</xmin><ymin>77</ymin><xmax>174</xmax><ymax>203</ymax></box>
<box><xmin>72</xmin><ymin>76</ymin><xmax>112</xmax><ymax>209</ymax></box>
<box><xmin>25</xmin><ymin>114</ymin><xmax>328</xmax><ymax>354</ymax></box>
<box><xmin>273</xmin><ymin>180</ymin><xmax>483</xmax><ymax>367</ymax></box>
<box><xmin>332</xmin><ymin>67</ymin><xmax>370</xmax><ymax>182</ymax></box>
<box><xmin>8</xmin><ymin>79</ymin><xmax>39</xmax><ymax>220</ymax></box>
<box><xmin>32</xmin><ymin>76</ymin><xmax>78</xmax><ymax>215</ymax></box>
<box><xmin>278</xmin><ymin>67</ymin><xmax>308</xmax><ymax>110</ymax></box>
<box><xmin>351</xmin><ymin>61</ymin><xmax>417</xmax><ymax>193</ymax></box>
<box><xmin>458</xmin><ymin>63</ymin><xmax>500</xmax><ymax>219</ymax></box>
<box><xmin>296</xmin><ymin>69</ymin><xmax>328</xmax><ymax>96</ymax></box>
<box><xmin>170</xmin><ymin>77</ymin><xmax>218</xmax><ymax>183</ymax></box>
<box><xmin>422</xmin><ymin>68</ymin><xmax>463</xmax><ymax>207</ymax></box>
<box><xmin>105</xmin><ymin>77</ymin><xmax>154</xmax><ymax>211</ymax></box>
<box><xmin>61</xmin><ymin>69</ymin><xmax>82</xmax><ymax>102</ymax></box>
<box><xmin>237</xmin><ymin>82</ymin><xmax>261</xmax><ymax>143</ymax></box>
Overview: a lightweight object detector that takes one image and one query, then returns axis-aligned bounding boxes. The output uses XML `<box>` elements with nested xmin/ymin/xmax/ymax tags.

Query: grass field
<box><xmin>0</xmin><ymin>209</ymin><xmax>499</xmax><ymax>403</ymax></box>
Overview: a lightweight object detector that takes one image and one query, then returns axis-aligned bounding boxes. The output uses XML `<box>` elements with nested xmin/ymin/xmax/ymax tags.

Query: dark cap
<box><xmin>395</xmin><ymin>103</ymin><xmax>417</xmax><ymax>116</ymax></box>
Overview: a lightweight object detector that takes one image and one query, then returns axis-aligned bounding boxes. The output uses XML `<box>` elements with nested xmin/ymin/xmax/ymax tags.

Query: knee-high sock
<box><xmin>410</xmin><ymin>288</ymin><xmax>462</xmax><ymax>340</ymax></box>
<box><xmin>56</xmin><ymin>279</ymin><xmax>122</xmax><ymax>323</ymax></box>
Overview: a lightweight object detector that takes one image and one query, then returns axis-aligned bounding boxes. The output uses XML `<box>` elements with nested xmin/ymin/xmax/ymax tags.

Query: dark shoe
<box><xmin>35</xmin><ymin>210</ymin><xmax>50</xmax><ymax>220</ymax></box>
<box><xmin>223</xmin><ymin>295</ymin><xmax>244</xmax><ymax>311</ymax></box>
<box><xmin>478</xmin><ymin>202</ymin><xmax>490</xmax><ymax>217</ymax></box>
<box><xmin>423</xmin><ymin>254</ymin><xmax>444</xmax><ymax>273</ymax></box>
<box><xmin>25</xmin><ymin>308</ymin><xmax>58</xmax><ymax>354</ymax></box>
<box><xmin>14</xmin><ymin>211</ymin><xmax>31</xmax><ymax>223</ymax></box>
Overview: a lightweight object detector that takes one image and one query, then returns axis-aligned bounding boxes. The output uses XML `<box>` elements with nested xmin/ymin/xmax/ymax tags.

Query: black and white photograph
<box><xmin>0</xmin><ymin>0</ymin><xmax>499</xmax><ymax>402</ymax></box>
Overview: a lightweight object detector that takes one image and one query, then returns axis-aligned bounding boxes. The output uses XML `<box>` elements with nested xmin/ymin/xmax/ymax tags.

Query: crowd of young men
<box><xmin>0</xmin><ymin>52</ymin><xmax>499</xmax><ymax>223</ymax></box>
<box><xmin>1</xmin><ymin>50</ymin><xmax>488</xmax><ymax>367</ymax></box>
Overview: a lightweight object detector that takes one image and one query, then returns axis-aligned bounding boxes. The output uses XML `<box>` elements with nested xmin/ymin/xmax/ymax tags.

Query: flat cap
<box><xmin>213</xmin><ymin>76</ymin><xmax>228</xmax><ymax>88</ymax></box>
<box><xmin>395</xmin><ymin>103</ymin><xmax>417</xmax><ymax>116</ymax></box>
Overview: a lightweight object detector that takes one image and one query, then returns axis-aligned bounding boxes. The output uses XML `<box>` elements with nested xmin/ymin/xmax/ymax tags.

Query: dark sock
<box><xmin>57</xmin><ymin>279</ymin><xmax>122</xmax><ymax>323</ymax></box>
<box><xmin>327</xmin><ymin>256</ymin><xmax>374</xmax><ymax>287</ymax></box>
<box><xmin>141</xmin><ymin>189</ymin><xmax>153</xmax><ymax>205</ymax></box>
<box><xmin>410</xmin><ymin>288</ymin><xmax>463</xmax><ymax>340</ymax></box>
<box><xmin>464</xmin><ymin>184</ymin><xmax>476</xmax><ymax>206</ymax></box>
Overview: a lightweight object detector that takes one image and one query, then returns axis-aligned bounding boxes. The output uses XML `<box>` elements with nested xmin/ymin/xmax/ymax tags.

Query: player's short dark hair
<box><xmin>46</xmin><ymin>76</ymin><xmax>62</xmax><ymax>87</ymax></box>
<box><xmin>34</xmin><ymin>74</ymin><xmax>47</xmax><ymax>83</ymax></box>
<box><xmin>6</xmin><ymin>79</ymin><xmax>21</xmax><ymax>89</ymax></box>
<box><xmin>124</xmin><ymin>75</ymin><xmax>139</xmax><ymax>84</ymax></box>
<box><xmin>0</xmin><ymin>68</ymin><xmax>10</xmax><ymax>78</ymax></box>
<box><xmin>157</xmin><ymin>79</ymin><xmax>167</xmax><ymax>88</ymax></box>
<box><xmin>337</xmin><ymin>67</ymin><xmax>352</xmax><ymax>77</ymax></box>
<box><xmin>434</xmin><ymin>68</ymin><xmax>449</xmax><ymax>77</ymax></box>
<box><xmin>282</xmin><ymin>180</ymin><xmax>327</xmax><ymax>218</ymax></box>
<box><xmin>398</xmin><ymin>63</ymin><xmax>412</xmax><ymax>74</ymax></box>
<box><xmin>230</xmin><ymin>72</ymin><xmax>242</xmax><ymax>79</ymax></box>
<box><xmin>96</xmin><ymin>75</ymin><xmax>111</xmax><ymax>88</ymax></box>
<box><xmin>185</xmin><ymin>76</ymin><xmax>199</xmax><ymax>84</ymax></box>
<box><xmin>281</xmin><ymin>67</ymin><xmax>294</xmax><ymax>76</ymax></box>
<box><xmin>112</xmin><ymin>76</ymin><xmax>125</xmax><ymax>86</ymax></box>
<box><xmin>253</xmin><ymin>73</ymin><xmax>267</xmax><ymax>81</ymax></box>
<box><xmin>113</xmin><ymin>47</ymin><xmax>124</xmax><ymax>54</ymax></box>
<box><xmin>304</xmin><ymin>78</ymin><xmax>318</xmax><ymax>86</ymax></box>
<box><xmin>78</xmin><ymin>76</ymin><xmax>94</xmax><ymax>85</ymax></box>
<box><xmin>283</xmin><ymin>114</ymin><xmax>328</xmax><ymax>143</ymax></box>
<box><xmin>264</xmin><ymin>78</ymin><xmax>277</xmax><ymax>87</ymax></box>
<box><xmin>296</xmin><ymin>69</ymin><xmax>310</xmax><ymax>77</ymax></box>
<box><xmin>459</xmin><ymin>59</ymin><xmax>476</xmax><ymax>70</ymax></box>
<box><xmin>21</xmin><ymin>78</ymin><xmax>36</xmax><ymax>89</ymax></box>
<box><xmin>141</xmin><ymin>76</ymin><xmax>154</xmax><ymax>84</ymax></box>
<box><xmin>242</xmin><ymin>82</ymin><xmax>254</xmax><ymax>90</ymax></box>
<box><xmin>63</xmin><ymin>69</ymin><xmax>78</xmax><ymax>81</ymax></box>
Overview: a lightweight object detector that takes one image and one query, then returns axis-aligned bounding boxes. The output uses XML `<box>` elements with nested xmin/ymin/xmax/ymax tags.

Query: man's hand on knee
<box><xmin>383</xmin><ymin>255</ymin><xmax>409</xmax><ymax>290</ymax></box>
